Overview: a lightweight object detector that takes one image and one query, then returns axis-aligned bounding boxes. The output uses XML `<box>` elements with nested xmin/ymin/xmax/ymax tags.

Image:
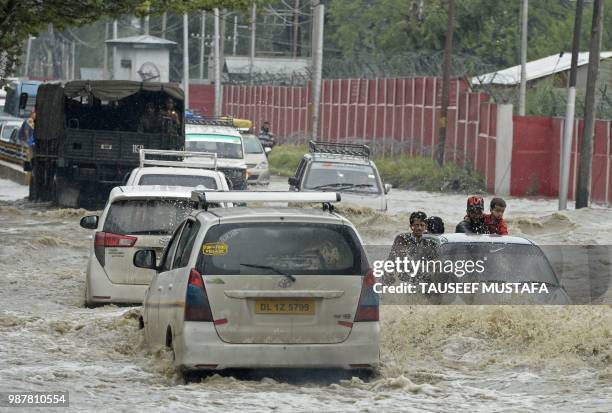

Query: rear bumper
<box><xmin>86</xmin><ymin>255</ymin><xmax>148</xmax><ymax>305</ymax></box>
<box><xmin>176</xmin><ymin>322</ymin><xmax>380</xmax><ymax>370</ymax></box>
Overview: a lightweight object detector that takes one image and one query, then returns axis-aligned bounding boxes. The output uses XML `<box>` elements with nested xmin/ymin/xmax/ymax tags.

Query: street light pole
<box><xmin>519</xmin><ymin>0</ymin><xmax>528</xmax><ymax>116</ymax></box>
<box><xmin>24</xmin><ymin>36</ymin><xmax>33</xmax><ymax>78</ymax></box>
<box><xmin>200</xmin><ymin>11</ymin><xmax>206</xmax><ymax>80</ymax></box>
<box><xmin>249</xmin><ymin>3</ymin><xmax>256</xmax><ymax>85</ymax></box>
<box><xmin>183</xmin><ymin>13</ymin><xmax>190</xmax><ymax>109</ymax></box>
<box><xmin>214</xmin><ymin>8</ymin><xmax>222</xmax><ymax>116</ymax></box>
<box><xmin>310</xmin><ymin>0</ymin><xmax>324</xmax><ymax>140</ymax></box>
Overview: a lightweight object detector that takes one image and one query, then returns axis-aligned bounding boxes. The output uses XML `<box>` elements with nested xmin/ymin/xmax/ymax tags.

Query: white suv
<box><xmin>80</xmin><ymin>186</ymin><xmax>199</xmax><ymax>306</ymax></box>
<box><xmin>184</xmin><ymin>118</ymin><xmax>248</xmax><ymax>190</ymax></box>
<box><xmin>134</xmin><ymin>191</ymin><xmax>380</xmax><ymax>377</ymax></box>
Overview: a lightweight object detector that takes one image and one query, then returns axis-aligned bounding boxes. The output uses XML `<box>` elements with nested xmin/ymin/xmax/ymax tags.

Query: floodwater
<box><xmin>0</xmin><ymin>176</ymin><xmax>610</xmax><ymax>412</ymax></box>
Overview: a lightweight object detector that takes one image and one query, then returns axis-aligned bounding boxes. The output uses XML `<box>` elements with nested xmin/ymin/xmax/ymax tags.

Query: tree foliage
<box><xmin>326</xmin><ymin>0</ymin><xmax>612</xmax><ymax>74</ymax></box>
<box><xmin>0</xmin><ymin>0</ymin><xmax>268</xmax><ymax>80</ymax></box>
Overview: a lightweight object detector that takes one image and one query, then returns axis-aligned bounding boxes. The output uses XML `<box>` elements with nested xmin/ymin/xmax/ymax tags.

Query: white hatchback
<box><xmin>80</xmin><ymin>186</ymin><xmax>199</xmax><ymax>306</ymax></box>
<box><xmin>134</xmin><ymin>192</ymin><xmax>380</xmax><ymax>377</ymax></box>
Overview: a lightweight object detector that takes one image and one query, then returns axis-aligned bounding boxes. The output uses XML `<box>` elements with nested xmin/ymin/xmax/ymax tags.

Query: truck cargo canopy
<box><xmin>63</xmin><ymin>80</ymin><xmax>184</xmax><ymax>101</ymax></box>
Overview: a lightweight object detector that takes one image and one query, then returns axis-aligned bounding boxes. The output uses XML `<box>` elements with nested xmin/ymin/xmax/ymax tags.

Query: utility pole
<box><xmin>310</xmin><ymin>0</ymin><xmax>324</xmax><ymax>140</ymax></box>
<box><xmin>144</xmin><ymin>8</ymin><xmax>150</xmax><ymax>35</ymax></box>
<box><xmin>519</xmin><ymin>0</ymin><xmax>528</xmax><ymax>115</ymax></box>
<box><xmin>293</xmin><ymin>0</ymin><xmax>300</xmax><ymax>58</ymax></box>
<box><xmin>249</xmin><ymin>3</ymin><xmax>256</xmax><ymax>85</ymax></box>
<box><xmin>161</xmin><ymin>12</ymin><xmax>167</xmax><ymax>38</ymax></box>
<box><xmin>436</xmin><ymin>0</ymin><xmax>455</xmax><ymax>166</ymax></box>
<box><xmin>103</xmin><ymin>23</ymin><xmax>109</xmax><ymax>79</ymax></box>
<box><xmin>576</xmin><ymin>0</ymin><xmax>604</xmax><ymax>209</ymax></box>
<box><xmin>214</xmin><ymin>8</ymin><xmax>222</xmax><ymax>116</ymax></box>
<box><xmin>183</xmin><ymin>13</ymin><xmax>190</xmax><ymax>109</ymax></box>
<box><xmin>233</xmin><ymin>15</ymin><xmax>238</xmax><ymax>56</ymax></box>
<box><xmin>112</xmin><ymin>20</ymin><xmax>118</xmax><ymax>79</ymax></box>
<box><xmin>200</xmin><ymin>11</ymin><xmax>206</xmax><ymax>80</ymax></box>
<box><xmin>24</xmin><ymin>36</ymin><xmax>33</xmax><ymax>77</ymax></box>
<box><xmin>559</xmin><ymin>0</ymin><xmax>583</xmax><ymax>210</ymax></box>
<box><xmin>71</xmin><ymin>41</ymin><xmax>76</xmax><ymax>80</ymax></box>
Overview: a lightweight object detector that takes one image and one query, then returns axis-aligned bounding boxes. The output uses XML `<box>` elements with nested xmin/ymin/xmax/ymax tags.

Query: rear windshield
<box><xmin>197</xmin><ymin>222</ymin><xmax>367</xmax><ymax>275</ymax></box>
<box><xmin>439</xmin><ymin>243</ymin><xmax>559</xmax><ymax>285</ymax></box>
<box><xmin>103</xmin><ymin>199</ymin><xmax>195</xmax><ymax>235</ymax></box>
<box><xmin>138</xmin><ymin>174</ymin><xmax>218</xmax><ymax>189</ymax></box>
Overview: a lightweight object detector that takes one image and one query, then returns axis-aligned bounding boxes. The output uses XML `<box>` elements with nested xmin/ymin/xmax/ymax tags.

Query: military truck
<box><xmin>29</xmin><ymin>80</ymin><xmax>185</xmax><ymax>207</ymax></box>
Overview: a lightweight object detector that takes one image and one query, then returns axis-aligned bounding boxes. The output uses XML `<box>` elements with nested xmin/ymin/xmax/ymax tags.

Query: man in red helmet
<box><xmin>456</xmin><ymin>196</ymin><xmax>489</xmax><ymax>234</ymax></box>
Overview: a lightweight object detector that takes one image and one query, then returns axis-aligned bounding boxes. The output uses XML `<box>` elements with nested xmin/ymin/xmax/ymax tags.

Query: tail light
<box><xmin>185</xmin><ymin>268</ymin><xmax>213</xmax><ymax>322</ymax></box>
<box><xmin>94</xmin><ymin>231</ymin><xmax>137</xmax><ymax>266</ymax></box>
<box><xmin>354</xmin><ymin>269</ymin><xmax>379</xmax><ymax>322</ymax></box>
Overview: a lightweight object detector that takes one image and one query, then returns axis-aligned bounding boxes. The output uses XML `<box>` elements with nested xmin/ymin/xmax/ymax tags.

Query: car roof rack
<box><xmin>191</xmin><ymin>191</ymin><xmax>341</xmax><ymax>212</ymax></box>
<box><xmin>185</xmin><ymin>116</ymin><xmax>234</xmax><ymax>127</ymax></box>
<box><xmin>309</xmin><ymin>140</ymin><xmax>371</xmax><ymax>160</ymax></box>
<box><xmin>139</xmin><ymin>149</ymin><xmax>218</xmax><ymax>170</ymax></box>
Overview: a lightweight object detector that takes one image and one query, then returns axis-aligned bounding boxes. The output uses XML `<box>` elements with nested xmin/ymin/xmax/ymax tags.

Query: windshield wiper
<box><xmin>310</xmin><ymin>183</ymin><xmax>373</xmax><ymax>190</ymax></box>
<box><xmin>310</xmin><ymin>183</ymin><xmax>352</xmax><ymax>190</ymax></box>
<box><xmin>240</xmin><ymin>263</ymin><xmax>296</xmax><ymax>282</ymax></box>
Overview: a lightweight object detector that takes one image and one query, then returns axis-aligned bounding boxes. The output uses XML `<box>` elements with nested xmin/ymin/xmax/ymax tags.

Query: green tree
<box><xmin>325</xmin><ymin>0</ymin><xmax>612</xmax><ymax>76</ymax></box>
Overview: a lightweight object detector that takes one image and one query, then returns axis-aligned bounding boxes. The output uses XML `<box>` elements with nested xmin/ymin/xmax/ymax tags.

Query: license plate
<box><xmin>255</xmin><ymin>299</ymin><xmax>315</xmax><ymax>315</ymax></box>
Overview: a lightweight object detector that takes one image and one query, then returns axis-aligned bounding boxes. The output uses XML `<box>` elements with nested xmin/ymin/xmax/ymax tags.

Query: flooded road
<box><xmin>1</xmin><ymin>176</ymin><xmax>610</xmax><ymax>412</ymax></box>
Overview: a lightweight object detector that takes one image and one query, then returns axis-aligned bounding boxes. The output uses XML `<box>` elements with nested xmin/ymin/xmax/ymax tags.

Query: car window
<box><xmin>303</xmin><ymin>162</ymin><xmax>381</xmax><ymax>193</ymax></box>
<box><xmin>103</xmin><ymin>198</ymin><xmax>195</xmax><ymax>235</ymax></box>
<box><xmin>185</xmin><ymin>134</ymin><xmax>244</xmax><ymax>159</ymax></box>
<box><xmin>138</xmin><ymin>174</ymin><xmax>218</xmax><ymax>189</ymax></box>
<box><xmin>197</xmin><ymin>222</ymin><xmax>367</xmax><ymax>275</ymax></box>
<box><xmin>160</xmin><ymin>222</ymin><xmax>185</xmax><ymax>272</ymax></box>
<box><xmin>172</xmin><ymin>220</ymin><xmax>201</xmax><ymax>269</ymax></box>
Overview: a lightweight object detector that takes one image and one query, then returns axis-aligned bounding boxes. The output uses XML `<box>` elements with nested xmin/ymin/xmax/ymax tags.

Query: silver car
<box><xmin>289</xmin><ymin>141</ymin><xmax>390</xmax><ymax>211</ymax></box>
<box><xmin>242</xmin><ymin>133</ymin><xmax>270</xmax><ymax>185</ymax></box>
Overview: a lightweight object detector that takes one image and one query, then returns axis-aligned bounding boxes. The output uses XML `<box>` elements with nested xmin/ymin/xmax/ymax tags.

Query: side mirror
<box><xmin>133</xmin><ymin>249</ymin><xmax>157</xmax><ymax>270</ymax></box>
<box><xmin>384</xmin><ymin>183</ymin><xmax>392</xmax><ymax>194</ymax></box>
<box><xmin>80</xmin><ymin>215</ymin><xmax>99</xmax><ymax>229</ymax></box>
<box><xmin>19</xmin><ymin>92</ymin><xmax>29</xmax><ymax>110</ymax></box>
<box><xmin>264</xmin><ymin>147</ymin><xmax>272</xmax><ymax>157</ymax></box>
<box><xmin>288</xmin><ymin>177</ymin><xmax>299</xmax><ymax>187</ymax></box>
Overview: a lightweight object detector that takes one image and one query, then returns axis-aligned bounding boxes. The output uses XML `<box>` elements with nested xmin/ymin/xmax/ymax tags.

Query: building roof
<box><xmin>218</xmin><ymin>56</ymin><xmax>310</xmax><ymax>76</ymax></box>
<box><xmin>105</xmin><ymin>35</ymin><xmax>176</xmax><ymax>47</ymax></box>
<box><xmin>472</xmin><ymin>51</ymin><xmax>612</xmax><ymax>86</ymax></box>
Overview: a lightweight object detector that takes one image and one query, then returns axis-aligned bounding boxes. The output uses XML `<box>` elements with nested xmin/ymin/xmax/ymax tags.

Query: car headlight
<box><xmin>256</xmin><ymin>161</ymin><xmax>268</xmax><ymax>169</ymax></box>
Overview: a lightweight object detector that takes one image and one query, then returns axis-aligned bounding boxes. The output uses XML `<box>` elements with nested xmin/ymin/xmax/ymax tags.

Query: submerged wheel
<box><xmin>55</xmin><ymin>172</ymin><xmax>80</xmax><ymax>208</ymax></box>
<box><xmin>29</xmin><ymin>160</ymin><xmax>43</xmax><ymax>201</ymax></box>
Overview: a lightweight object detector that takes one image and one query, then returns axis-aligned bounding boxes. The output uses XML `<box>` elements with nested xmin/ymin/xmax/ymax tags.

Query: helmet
<box><xmin>467</xmin><ymin>196</ymin><xmax>485</xmax><ymax>211</ymax></box>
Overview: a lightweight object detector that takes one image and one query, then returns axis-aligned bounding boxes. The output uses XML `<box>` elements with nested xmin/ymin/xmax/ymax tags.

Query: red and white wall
<box><xmin>190</xmin><ymin>78</ymin><xmax>612</xmax><ymax>205</ymax></box>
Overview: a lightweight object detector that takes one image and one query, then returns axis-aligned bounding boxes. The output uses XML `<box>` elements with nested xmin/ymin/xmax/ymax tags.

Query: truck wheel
<box><xmin>29</xmin><ymin>160</ymin><xmax>43</xmax><ymax>201</ymax></box>
<box><xmin>55</xmin><ymin>173</ymin><xmax>80</xmax><ymax>209</ymax></box>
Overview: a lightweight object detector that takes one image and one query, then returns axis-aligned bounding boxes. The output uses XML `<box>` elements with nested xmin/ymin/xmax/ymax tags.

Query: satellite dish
<box><xmin>137</xmin><ymin>62</ymin><xmax>161</xmax><ymax>81</ymax></box>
